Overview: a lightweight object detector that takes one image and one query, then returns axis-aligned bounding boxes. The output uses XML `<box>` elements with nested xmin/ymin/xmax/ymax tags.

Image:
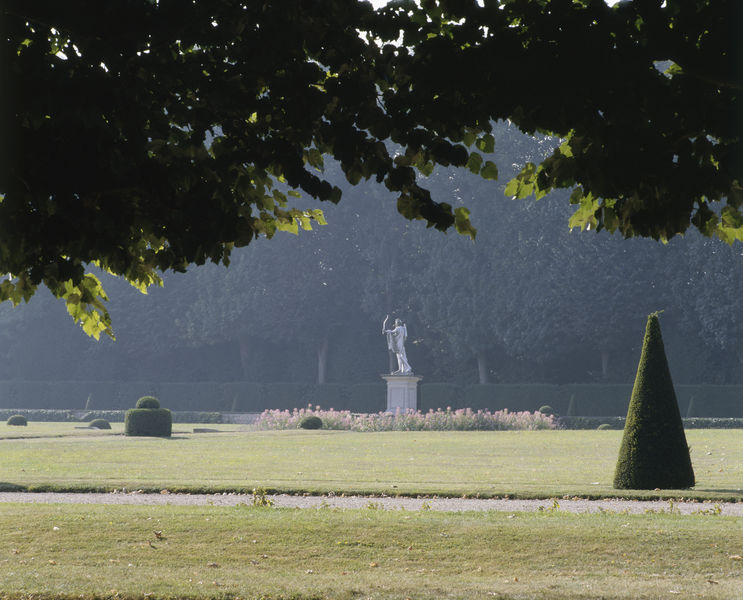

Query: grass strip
<box><xmin>0</xmin><ymin>427</ymin><xmax>742</xmax><ymax>501</ymax></box>
<box><xmin>1</xmin><ymin>503</ymin><xmax>742</xmax><ymax>599</ymax></box>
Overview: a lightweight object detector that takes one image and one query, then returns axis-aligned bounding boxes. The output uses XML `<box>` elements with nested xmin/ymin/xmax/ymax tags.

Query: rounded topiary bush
<box><xmin>7</xmin><ymin>414</ymin><xmax>27</xmax><ymax>426</ymax></box>
<box><xmin>597</xmin><ymin>423</ymin><xmax>611</xmax><ymax>430</ymax></box>
<box><xmin>136</xmin><ymin>396</ymin><xmax>161</xmax><ymax>409</ymax></box>
<box><xmin>299</xmin><ymin>415</ymin><xmax>323</xmax><ymax>430</ymax></box>
<box><xmin>538</xmin><ymin>405</ymin><xmax>555</xmax><ymax>416</ymax></box>
<box><xmin>125</xmin><ymin>408</ymin><xmax>172</xmax><ymax>437</ymax></box>
<box><xmin>126</xmin><ymin>397</ymin><xmax>171</xmax><ymax>437</ymax></box>
<box><xmin>89</xmin><ymin>418</ymin><xmax>111</xmax><ymax>430</ymax></box>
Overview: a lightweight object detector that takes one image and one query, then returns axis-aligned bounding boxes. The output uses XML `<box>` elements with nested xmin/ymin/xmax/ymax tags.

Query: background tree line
<box><xmin>1</xmin><ymin>124</ymin><xmax>742</xmax><ymax>387</ymax></box>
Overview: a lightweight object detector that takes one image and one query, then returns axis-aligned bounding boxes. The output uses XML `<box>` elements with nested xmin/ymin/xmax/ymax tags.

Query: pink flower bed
<box><xmin>254</xmin><ymin>406</ymin><xmax>556</xmax><ymax>431</ymax></box>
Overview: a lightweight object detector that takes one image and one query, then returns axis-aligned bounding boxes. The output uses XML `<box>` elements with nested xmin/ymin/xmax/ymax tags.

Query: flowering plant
<box><xmin>254</xmin><ymin>406</ymin><xmax>556</xmax><ymax>431</ymax></box>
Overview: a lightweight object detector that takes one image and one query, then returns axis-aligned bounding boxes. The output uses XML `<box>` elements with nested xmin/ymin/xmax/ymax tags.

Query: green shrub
<box><xmin>298</xmin><ymin>415</ymin><xmax>323</xmax><ymax>430</ymax></box>
<box><xmin>80</xmin><ymin>410</ymin><xmax>221</xmax><ymax>424</ymax></box>
<box><xmin>462</xmin><ymin>384</ymin><xmax>548</xmax><ymax>412</ymax></box>
<box><xmin>538</xmin><ymin>405</ymin><xmax>555</xmax><ymax>415</ymax></box>
<box><xmin>559</xmin><ymin>416</ymin><xmax>625</xmax><ymax>430</ymax></box>
<box><xmin>346</xmin><ymin>383</ymin><xmax>386</xmax><ymax>413</ymax></box>
<box><xmin>125</xmin><ymin>408</ymin><xmax>172</xmax><ymax>437</ymax></box>
<box><xmin>613</xmin><ymin>314</ymin><xmax>695</xmax><ymax>490</ymax></box>
<box><xmin>136</xmin><ymin>396</ymin><xmax>160</xmax><ymax>409</ymax></box>
<box><xmin>307</xmin><ymin>384</ymin><xmax>348</xmax><ymax>411</ymax></box>
<box><xmin>420</xmin><ymin>383</ymin><xmax>463</xmax><ymax>411</ymax></box>
<box><xmin>263</xmin><ymin>383</ymin><xmax>310</xmax><ymax>410</ymax></box>
<box><xmin>89</xmin><ymin>418</ymin><xmax>111</xmax><ymax>430</ymax></box>
<box><xmin>597</xmin><ymin>423</ymin><xmax>611</xmax><ymax>430</ymax></box>
<box><xmin>7</xmin><ymin>414</ymin><xmax>27</xmax><ymax>426</ymax></box>
<box><xmin>0</xmin><ymin>409</ymin><xmax>76</xmax><ymax>422</ymax></box>
<box><xmin>159</xmin><ymin>382</ymin><xmax>226</xmax><ymax>411</ymax></box>
<box><xmin>126</xmin><ymin>398</ymin><xmax>171</xmax><ymax>437</ymax></box>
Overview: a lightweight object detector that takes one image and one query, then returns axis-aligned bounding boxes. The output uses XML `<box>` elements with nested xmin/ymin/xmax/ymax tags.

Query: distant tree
<box><xmin>613</xmin><ymin>314</ymin><xmax>694</xmax><ymax>490</ymax></box>
<box><xmin>175</xmin><ymin>191</ymin><xmax>376</xmax><ymax>383</ymax></box>
<box><xmin>672</xmin><ymin>236</ymin><xmax>743</xmax><ymax>375</ymax></box>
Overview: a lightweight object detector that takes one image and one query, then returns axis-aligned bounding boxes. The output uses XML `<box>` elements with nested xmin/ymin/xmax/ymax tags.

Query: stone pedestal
<box><xmin>381</xmin><ymin>374</ymin><xmax>422</xmax><ymax>413</ymax></box>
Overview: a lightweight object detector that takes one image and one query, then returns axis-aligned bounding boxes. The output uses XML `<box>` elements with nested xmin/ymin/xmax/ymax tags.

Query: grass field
<box><xmin>1</xmin><ymin>425</ymin><xmax>742</xmax><ymax>500</ymax></box>
<box><xmin>2</xmin><ymin>425</ymin><xmax>743</xmax><ymax>599</ymax></box>
<box><xmin>2</xmin><ymin>502</ymin><xmax>743</xmax><ymax>599</ymax></box>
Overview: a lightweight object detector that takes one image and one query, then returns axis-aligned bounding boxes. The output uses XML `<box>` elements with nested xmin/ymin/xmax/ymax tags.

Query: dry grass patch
<box><xmin>1</xmin><ymin>503</ymin><xmax>742</xmax><ymax>599</ymax></box>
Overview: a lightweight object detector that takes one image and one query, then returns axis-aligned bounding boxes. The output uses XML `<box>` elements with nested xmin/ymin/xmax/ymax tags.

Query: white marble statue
<box><xmin>383</xmin><ymin>315</ymin><xmax>412</xmax><ymax>375</ymax></box>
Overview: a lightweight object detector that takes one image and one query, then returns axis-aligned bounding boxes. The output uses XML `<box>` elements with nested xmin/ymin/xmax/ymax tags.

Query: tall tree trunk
<box><xmin>477</xmin><ymin>352</ymin><xmax>489</xmax><ymax>384</ymax></box>
<box><xmin>238</xmin><ymin>334</ymin><xmax>252</xmax><ymax>379</ymax></box>
<box><xmin>317</xmin><ymin>336</ymin><xmax>329</xmax><ymax>384</ymax></box>
<box><xmin>601</xmin><ymin>348</ymin><xmax>610</xmax><ymax>380</ymax></box>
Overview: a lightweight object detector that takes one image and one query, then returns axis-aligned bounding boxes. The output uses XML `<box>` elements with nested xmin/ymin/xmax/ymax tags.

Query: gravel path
<box><xmin>0</xmin><ymin>492</ymin><xmax>741</xmax><ymax>515</ymax></box>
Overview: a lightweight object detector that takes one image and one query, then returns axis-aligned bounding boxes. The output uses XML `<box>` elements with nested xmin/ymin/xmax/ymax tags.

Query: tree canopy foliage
<box><xmin>2</xmin><ymin>0</ymin><xmax>741</xmax><ymax>337</ymax></box>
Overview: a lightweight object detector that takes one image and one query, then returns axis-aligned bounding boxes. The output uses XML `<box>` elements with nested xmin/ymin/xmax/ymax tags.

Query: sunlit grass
<box><xmin>1</xmin><ymin>503</ymin><xmax>742</xmax><ymax>599</ymax></box>
<box><xmin>0</xmin><ymin>427</ymin><xmax>742</xmax><ymax>500</ymax></box>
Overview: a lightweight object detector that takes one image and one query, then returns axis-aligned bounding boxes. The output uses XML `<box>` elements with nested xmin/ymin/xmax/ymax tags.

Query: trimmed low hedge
<box><xmin>559</xmin><ymin>417</ymin><xmax>626</xmax><ymax>430</ymax></box>
<box><xmin>420</xmin><ymin>383</ymin><xmax>462</xmax><ymax>412</ymax></box>
<box><xmin>125</xmin><ymin>408</ymin><xmax>172</xmax><ymax>437</ymax></box>
<box><xmin>0</xmin><ymin>380</ymin><xmax>742</xmax><ymax>417</ymax></box>
<box><xmin>346</xmin><ymin>383</ymin><xmax>386</xmax><ymax>413</ymax></box>
<box><xmin>560</xmin><ymin>416</ymin><xmax>743</xmax><ymax>430</ymax></box>
<box><xmin>7</xmin><ymin>414</ymin><xmax>27</xmax><ymax>426</ymax></box>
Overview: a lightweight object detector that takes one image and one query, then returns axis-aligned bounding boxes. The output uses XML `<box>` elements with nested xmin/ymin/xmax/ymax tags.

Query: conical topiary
<box><xmin>613</xmin><ymin>313</ymin><xmax>695</xmax><ymax>490</ymax></box>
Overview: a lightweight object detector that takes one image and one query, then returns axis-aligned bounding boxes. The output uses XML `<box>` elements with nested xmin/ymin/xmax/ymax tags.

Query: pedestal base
<box><xmin>381</xmin><ymin>374</ymin><xmax>422</xmax><ymax>413</ymax></box>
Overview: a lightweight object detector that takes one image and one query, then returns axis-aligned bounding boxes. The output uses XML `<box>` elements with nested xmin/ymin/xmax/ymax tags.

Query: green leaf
<box><xmin>276</xmin><ymin>219</ymin><xmax>299</xmax><ymax>235</ymax></box>
<box><xmin>558</xmin><ymin>139</ymin><xmax>574</xmax><ymax>158</ymax></box>
<box><xmin>346</xmin><ymin>167</ymin><xmax>363</xmax><ymax>186</ymax></box>
<box><xmin>476</xmin><ymin>134</ymin><xmax>494</xmax><ymax>154</ymax></box>
<box><xmin>480</xmin><ymin>161</ymin><xmax>498</xmax><ymax>180</ymax></box>
<box><xmin>417</xmin><ymin>161</ymin><xmax>435</xmax><ymax>177</ymax></box>
<box><xmin>567</xmin><ymin>189</ymin><xmax>599</xmax><ymax>231</ymax></box>
<box><xmin>503</xmin><ymin>179</ymin><xmax>520</xmax><ymax>197</ymax></box>
<box><xmin>60</xmin><ymin>274</ymin><xmax>114</xmax><ymax>340</ymax></box>
<box><xmin>306</xmin><ymin>148</ymin><xmax>324</xmax><ymax>171</ymax></box>
<box><xmin>454</xmin><ymin>207</ymin><xmax>477</xmax><ymax>239</ymax></box>
<box><xmin>312</xmin><ymin>208</ymin><xmax>328</xmax><ymax>226</ymax></box>
<box><xmin>298</xmin><ymin>214</ymin><xmax>313</xmax><ymax>230</ymax></box>
<box><xmin>466</xmin><ymin>152</ymin><xmax>483</xmax><ymax>174</ymax></box>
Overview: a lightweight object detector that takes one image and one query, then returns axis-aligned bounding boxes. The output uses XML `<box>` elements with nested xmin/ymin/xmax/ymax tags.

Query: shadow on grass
<box><xmin>0</xmin><ymin>482</ymin><xmax>28</xmax><ymax>492</ymax></box>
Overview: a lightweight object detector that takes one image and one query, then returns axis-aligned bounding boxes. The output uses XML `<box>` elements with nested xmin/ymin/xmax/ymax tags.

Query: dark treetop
<box><xmin>2</xmin><ymin>0</ymin><xmax>741</xmax><ymax>336</ymax></box>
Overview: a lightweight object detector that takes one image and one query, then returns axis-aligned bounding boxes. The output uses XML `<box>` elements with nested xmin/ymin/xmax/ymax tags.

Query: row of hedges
<box><xmin>1</xmin><ymin>381</ymin><xmax>743</xmax><ymax>417</ymax></box>
<box><xmin>559</xmin><ymin>417</ymin><xmax>743</xmax><ymax>430</ymax></box>
<box><xmin>0</xmin><ymin>409</ymin><xmax>222</xmax><ymax>423</ymax></box>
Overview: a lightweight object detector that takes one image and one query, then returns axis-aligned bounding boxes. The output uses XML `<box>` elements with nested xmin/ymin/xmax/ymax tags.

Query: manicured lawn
<box><xmin>0</xmin><ymin>426</ymin><xmax>742</xmax><ymax>500</ymax></box>
<box><xmin>1</xmin><ymin>503</ymin><xmax>742</xmax><ymax>599</ymax></box>
<box><xmin>2</xmin><ymin>426</ymin><xmax>743</xmax><ymax>598</ymax></box>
